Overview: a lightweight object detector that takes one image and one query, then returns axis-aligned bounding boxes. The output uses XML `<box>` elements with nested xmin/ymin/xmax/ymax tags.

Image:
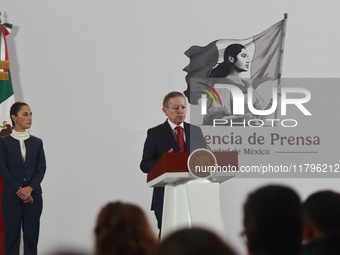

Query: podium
<box><xmin>147</xmin><ymin>150</ymin><xmax>238</xmax><ymax>239</ymax></box>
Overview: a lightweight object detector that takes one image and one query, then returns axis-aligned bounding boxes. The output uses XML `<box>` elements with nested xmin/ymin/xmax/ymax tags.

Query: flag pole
<box><xmin>274</xmin><ymin>13</ymin><xmax>288</xmax><ymax>125</ymax></box>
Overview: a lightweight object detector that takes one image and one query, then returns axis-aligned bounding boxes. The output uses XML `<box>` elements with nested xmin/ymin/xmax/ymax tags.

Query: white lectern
<box><xmin>147</xmin><ymin>151</ymin><xmax>238</xmax><ymax>239</ymax></box>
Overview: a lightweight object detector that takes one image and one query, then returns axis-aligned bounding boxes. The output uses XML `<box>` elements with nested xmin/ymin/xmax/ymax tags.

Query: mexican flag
<box><xmin>0</xmin><ymin>22</ymin><xmax>14</xmax><ymax>253</ymax></box>
<box><xmin>0</xmin><ymin>22</ymin><xmax>14</xmax><ymax>130</ymax></box>
<box><xmin>183</xmin><ymin>15</ymin><xmax>287</xmax><ymax>105</ymax></box>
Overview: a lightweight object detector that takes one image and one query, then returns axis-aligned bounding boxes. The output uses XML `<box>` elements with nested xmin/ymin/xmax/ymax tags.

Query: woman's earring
<box><xmin>228</xmin><ymin>56</ymin><xmax>234</xmax><ymax>63</ymax></box>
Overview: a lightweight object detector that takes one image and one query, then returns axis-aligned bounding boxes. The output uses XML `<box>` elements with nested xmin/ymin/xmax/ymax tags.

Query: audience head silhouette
<box><xmin>94</xmin><ymin>201</ymin><xmax>158</xmax><ymax>255</ymax></box>
<box><xmin>243</xmin><ymin>185</ymin><xmax>302</xmax><ymax>255</ymax></box>
<box><xmin>156</xmin><ymin>227</ymin><xmax>238</xmax><ymax>255</ymax></box>
<box><xmin>302</xmin><ymin>190</ymin><xmax>340</xmax><ymax>255</ymax></box>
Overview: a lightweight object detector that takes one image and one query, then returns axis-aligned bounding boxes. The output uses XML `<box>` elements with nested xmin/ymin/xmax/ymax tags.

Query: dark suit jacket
<box><xmin>140</xmin><ymin>120</ymin><xmax>207</xmax><ymax>214</ymax></box>
<box><xmin>0</xmin><ymin>135</ymin><xmax>46</xmax><ymax>194</ymax></box>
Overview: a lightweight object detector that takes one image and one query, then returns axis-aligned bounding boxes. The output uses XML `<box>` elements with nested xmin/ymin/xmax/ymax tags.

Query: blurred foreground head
<box><xmin>243</xmin><ymin>185</ymin><xmax>302</xmax><ymax>255</ymax></box>
<box><xmin>95</xmin><ymin>201</ymin><xmax>158</xmax><ymax>255</ymax></box>
<box><xmin>156</xmin><ymin>227</ymin><xmax>238</xmax><ymax>255</ymax></box>
<box><xmin>303</xmin><ymin>190</ymin><xmax>340</xmax><ymax>242</ymax></box>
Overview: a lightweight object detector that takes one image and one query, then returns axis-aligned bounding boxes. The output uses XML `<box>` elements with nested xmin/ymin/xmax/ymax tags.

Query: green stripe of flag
<box><xmin>0</xmin><ymin>70</ymin><xmax>14</xmax><ymax>104</ymax></box>
<box><xmin>0</xmin><ymin>23</ymin><xmax>14</xmax><ymax>104</ymax></box>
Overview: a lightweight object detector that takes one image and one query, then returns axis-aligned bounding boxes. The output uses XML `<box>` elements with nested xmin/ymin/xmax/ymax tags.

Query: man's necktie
<box><xmin>175</xmin><ymin>126</ymin><xmax>185</xmax><ymax>152</ymax></box>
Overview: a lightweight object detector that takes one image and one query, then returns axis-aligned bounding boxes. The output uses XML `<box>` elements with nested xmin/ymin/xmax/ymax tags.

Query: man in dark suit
<box><xmin>140</xmin><ymin>91</ymin><xmax>207</xmax><ymax>231</ymax></box>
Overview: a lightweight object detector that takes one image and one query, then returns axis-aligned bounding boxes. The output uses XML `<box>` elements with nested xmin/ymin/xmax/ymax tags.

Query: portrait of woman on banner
<box><xmin>202</xmin><ymin>43</ymin><xmax>266</xmax><ymax>126</ymax></box>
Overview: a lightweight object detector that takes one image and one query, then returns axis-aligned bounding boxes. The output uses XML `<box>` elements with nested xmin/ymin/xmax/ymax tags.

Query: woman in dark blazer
<box><xmin>0</xmin><ymin>102</ymin><xmax>46</xmax><ymax>255</ymax></box>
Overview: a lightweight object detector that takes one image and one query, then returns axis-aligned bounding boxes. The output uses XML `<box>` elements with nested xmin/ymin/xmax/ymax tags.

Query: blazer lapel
<box><xmin>24</xmin><ymin>138</ymin><xmax>33</xmax><ymax>165</ymax></box>
<box><xmin>161</xmin><ymin>121</ymin><xmax>180</xmax><ymax>152</ymax></box>
<box><xmin>184</xmin><ymin>122</ymin><xmax>191</xmax><ymax>152</ymax></box>
<box><xmin>8</xmin><ymin>137</ymin><xmax>25</xmax><ymax>165</ymax></box>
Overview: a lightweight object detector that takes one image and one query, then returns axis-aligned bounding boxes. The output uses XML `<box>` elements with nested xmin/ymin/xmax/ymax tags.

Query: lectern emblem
<box><xmin>187</xmin><ymin>148</ymin><xmax>217</xmax><ymax>179</ymax></box>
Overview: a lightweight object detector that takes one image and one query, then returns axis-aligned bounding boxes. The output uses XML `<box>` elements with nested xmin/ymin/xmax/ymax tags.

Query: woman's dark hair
<box><xmin>208</xmin><ymin>43</ymin><xmax>245</xmax><ymax>78</ymax></box>
<box><xmin>94</xmin><ymin>201</ymin><xmax>158</xmax><ymax>255</ymax></box>
<box><xmin>10</xmin><ymin>101</ymin><xmax>28</xmax><ymax>127</ymax></box>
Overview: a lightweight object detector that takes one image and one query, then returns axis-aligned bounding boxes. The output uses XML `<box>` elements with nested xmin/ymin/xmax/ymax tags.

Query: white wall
<box><xmin>2</xmin><ymin>1</ymin><xmax>340</xmax><ymax>254</ymax></box>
